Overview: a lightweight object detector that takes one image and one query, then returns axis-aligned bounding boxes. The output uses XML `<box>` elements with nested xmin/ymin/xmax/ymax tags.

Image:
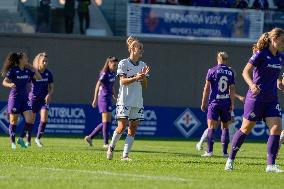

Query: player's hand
<box><xmin>201</xmin><ymin>103</ymin><xmax>206</xmax><ymax>112</ymax></box>
<box><xmin>9</xmin><ymin>83</ymin><xmax>16</xmax><ymax>88</ymax></box>
<box><xmin>277</xmin><ymin>81</ymin><xmax>284</xmax><ymax>92</ymax></box>
<box><xmin>141</xmin><ymin>66</ymin><xmax>150</xmax><ymax>75</ymax></box>
<box><xmin>249</xmin><ymin>84</ymin><xmax>260</xmax><ymax>95</ymax></box>
<box><xmin>45</xmin><ymin>94</ymin><xmax>51</xmax><ymax>104</ymax></box>
<box><xmin>135</xmin><ymin>72</ymin><xmax>144</xmax><ymax>81</ymax></box>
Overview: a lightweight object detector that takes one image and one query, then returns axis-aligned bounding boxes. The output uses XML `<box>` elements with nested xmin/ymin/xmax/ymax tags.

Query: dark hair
<box><xmin>101</xmin><ymin>56</ymin><xmax>118</xmax><ymax>73</ymax></box>
<box><xmin>1</xmin><ymin>52</ymin><xmax>24</xmax><ymax>77</ymax></box>
<box><xmin>252</xmin><ymin>28</ymin><xmax>284</xmax><ymax>53</ymax></box>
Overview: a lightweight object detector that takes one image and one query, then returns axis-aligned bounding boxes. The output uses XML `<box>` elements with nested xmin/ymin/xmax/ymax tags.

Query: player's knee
<box><xmin>128</xmin><ymin>125</ymin><xmax>138</xmax><ymax>136</ymax></box>
<box><xmin>128</xmin><ymin>129</ymin><xmax>136</xmax><ymax>137</ymax></box>
<box><xmin>116</xmin><ymin>125</ymin><xmax>126</xmax><ymax>134</ymax></box>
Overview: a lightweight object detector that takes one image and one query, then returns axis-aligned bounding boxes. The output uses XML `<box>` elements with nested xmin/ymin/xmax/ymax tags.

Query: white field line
<box><xmin>41</xmin><ymin>167</ymin><xmax>188</xmax><ymax>182</ymax></box>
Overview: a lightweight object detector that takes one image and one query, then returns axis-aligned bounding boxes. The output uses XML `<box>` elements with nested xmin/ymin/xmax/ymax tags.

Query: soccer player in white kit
<box><xmin>107</xmin><ymin>36</ymin><xmax>150</xmax><ymax>161</ymax></box>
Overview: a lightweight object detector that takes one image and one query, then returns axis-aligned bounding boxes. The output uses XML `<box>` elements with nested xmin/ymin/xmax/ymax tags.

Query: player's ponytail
<box><xmin>252</xmin><ymin>28</ymin><xmax>284</xmax><ymax>53</ymax></box>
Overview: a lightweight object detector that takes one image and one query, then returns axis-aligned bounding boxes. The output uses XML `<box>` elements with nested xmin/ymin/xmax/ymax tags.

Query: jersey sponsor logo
<box><xmin>16</xmin><ymin>75</ymin><xmax>29</xmax><ymax>79</ymax></box>
<box><xmin>174</xmin><ymin>108</ymin><xmax>201</xmax><ymax>138</ymax></box>
<box><xmin>216</xmin><ymin>94</ymin><xmax>229</xmax><ymax>99</ymax></box>
<box><xmin>36</xmin><ymin>78</ymin><xmax>49</xmax><ymax>82</ymax></box>
<box><xmin>267</xmin><ymin>56</ymin><xmax>271</xmax><ymax>59</ymax></box>
<box><xmin>267</xmin><ymin>64</ymin><xmax>282</xmax><ymax>69</ymax></box>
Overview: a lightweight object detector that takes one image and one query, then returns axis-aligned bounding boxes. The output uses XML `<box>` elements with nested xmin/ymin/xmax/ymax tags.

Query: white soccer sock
<box><xmin>122</xmin><ymin>135</ymin><xmax>134</xmax><ymax>158</ymax></box>
<box><xmin>109</xmin><ymin>131</ymin><xmax>122</xmax><ymax>148</ymax></box>
<box><xmin>199</xmin><ymin>128</ymin><xmax>208</xmax><ymax>145</ymax></box>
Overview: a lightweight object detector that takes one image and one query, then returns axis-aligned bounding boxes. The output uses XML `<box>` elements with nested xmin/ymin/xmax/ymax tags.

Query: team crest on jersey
<box><xmin>174</xmin><ymin>108</ymin><xmax>201</xmax><ymax>138</ymax></box>
<box><xmin>0</xmin><ymin>105</ymin><xmax>22</xmax><ymax>134</ymax></box>
<box><xmin>46</xmin><ymin>73</ymin><xmax>48</xmax><ymax>76</ymax></box>
<box><xmin>249</xmin><ymin>112</ymin><xmax>256</xmax><ymax>119</ymax></box>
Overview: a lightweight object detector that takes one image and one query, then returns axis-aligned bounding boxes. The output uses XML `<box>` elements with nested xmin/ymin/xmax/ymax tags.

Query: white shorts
<box><xmin>116</xmin><ymin>105</ymin><xmax>144</xmax><ymax>120</ymax></box>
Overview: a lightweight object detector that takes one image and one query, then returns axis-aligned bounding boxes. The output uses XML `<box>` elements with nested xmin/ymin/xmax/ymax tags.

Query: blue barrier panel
<box><xmin>127</xmin><ymin>4</ymin><xmax>263</xmax><ymax>41</ymax></box>
<box><xmin>0</xmin><ymin>102</ymin><xmax>278</xmax><ymax>140</ymax></box>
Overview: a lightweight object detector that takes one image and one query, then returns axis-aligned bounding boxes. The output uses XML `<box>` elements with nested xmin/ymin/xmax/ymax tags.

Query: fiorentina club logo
<box><xmin>174</xmin><ymin>108</ymin><xmax>201</xmax><ymax>138</ymax></box>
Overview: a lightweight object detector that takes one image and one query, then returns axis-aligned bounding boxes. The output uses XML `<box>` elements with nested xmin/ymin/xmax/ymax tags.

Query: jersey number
<box><xmin>218</xmin><ymin>76</ymin><xmax>228</xmax><ymax>92</ymax></box>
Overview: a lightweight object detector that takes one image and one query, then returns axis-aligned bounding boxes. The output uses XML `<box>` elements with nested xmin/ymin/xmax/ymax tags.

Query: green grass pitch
<box><xmin>0</xmin><ymin>136</ymin><xmax>283</xmax><ymax>189</ymax></box>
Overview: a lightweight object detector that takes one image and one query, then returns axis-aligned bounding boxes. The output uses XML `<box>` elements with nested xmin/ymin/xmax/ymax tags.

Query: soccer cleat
<box><xmin>223</xmin><ymin>153</ymin><xmax>229</xmax><ymax>158</ymax></box>
<box><xmin>201</xmin><ymin>151</ymin><xmax>213</xmax><ymax>157</ymax></box>
<box><xmin>224</xmin><ymin>159</ymin><xmax>234</xmax><ymax>171</ymax></box>
<box><xmin>25</xmin><ymin>142</ymin><xmax>31</xmax><ymax>147</ymax></box>
<box><xmin>84</xmin><ymin>136</ymin><xmax>93</xmax><ymax>147</ymax></box>
<box><xmin>266</xmin><ymin>165</ymin><xmax>284</xmax><ymax>173</ymax></box>
<box><xmin>17</xmin><ymin>138</ymin><xmax>27</xmax><ymax>148</ymax></box>
<box><xmin>107</xmin><ymin>146</ymin><xmax>114</xmax><ymax>160</ymax></box>
<box><xmin>102</xmin><ymin>144</ymin><xmax>109</xmax><ymax>149</ymax></box>
<box><xmin>11</xmin><ymin>143</ymin><xmax>16</xmax><ymax>149</ymax></box>
<box><xmin>35</xmin><ymin>138</ymin><xmax>43</xmax><ymax>148</ymax></box>
<box><xmin>196</xmin><ymin>142</ymin><xmax>203</xmax><ymax>151</ymax></box>
<box><xmin>121</xmin><ymin>156</ymin><xmax>132</xmax><ymax>161</ymax></box>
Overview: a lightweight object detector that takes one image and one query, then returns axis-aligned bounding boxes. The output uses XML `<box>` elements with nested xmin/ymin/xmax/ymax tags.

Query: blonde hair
<box><xmin>252</xmin><ymin>28</ymin><xmax>284</xmax><ymax>53</ymax></box>
<box><xmin>126</xmin><ymin>36</ymin><xmax>140</xmax><ymax>53</ymax></box>
<box><xmin>217</xmin><ymin>51</ymin><xmax>229</xmax><ymax>62</ymax></box>
<box><xmin>33</xmin><ymin>52</ymin><xmax>47</xmax><ymax>70</ymax></box>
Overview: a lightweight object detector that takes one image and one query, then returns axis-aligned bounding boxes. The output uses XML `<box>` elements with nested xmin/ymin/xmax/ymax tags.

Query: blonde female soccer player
<box><xmin>107</xmin><ymin>36</ymin><xmax>150</xmax><ymax>161</ymax></box>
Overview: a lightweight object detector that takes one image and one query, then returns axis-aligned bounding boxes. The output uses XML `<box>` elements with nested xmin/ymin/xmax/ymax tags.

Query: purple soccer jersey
<box><xmin>206</xmin><ymin>64</ymin><xmax>235</xmax><ymax>104</ymax></box>
<box><xmin>29</xmin><ymin>69</ymin><xmax>53</xmax><ymax>99</ymax></box>
<box><xmin>246</xmin><ymin>48</ymin><xmax>284</xmax><ymax>102</ymax></box>
<box><xmin>29</xmin><ymin>69</ymin><xmax>53</xmax><ymax>113</ymax></box>
<box><xmin>206</xmin><ymin>64</ymin><xmax>235</xmax><ymax>122</ymax></box>
<box><xmin>6</xmin><ymin>67</ymin><xmax>35</xmax><ymax>99</ymax></box>
<box><xmin>6</xmin><ymin>67</ymin><xmax>35</xmax><ymax>114</ymax></box>
<box><xmin>243</xmin><ymin>48</ymin><xmax>284</xmax><ymax>121</ymax></box>
<box><xmin>97</xmin><ymin>71</ymin><xmax>116</xmax><ymax>113</ymax></box>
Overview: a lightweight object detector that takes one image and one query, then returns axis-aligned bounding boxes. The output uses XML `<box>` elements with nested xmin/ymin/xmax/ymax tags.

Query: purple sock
<box><xmin>22</xmin><ymin>123</ymin><xmax>33</xmax><ymax>141</ymax></box>
<box><xmin>9</xmin><ymin>124</ymin><xmax>16</xmax><ymax>143</ymax></box>
<box><xmin>221</xmin><ymin>128</ymin><xmax>229</xmax><ymax>154</ymax></box>
<box><xmin>89</xmin><ymin>123</ymin><xmax>103</xmax><ymax>139</ymax></box>
<box><xmin>20</xmin><ymin>123</ymin><xmax>30</xmax><ymax>138</ymax></box>
<box><xmin>102</xmin><ymin>122</ymin><xmax>110</xmax><ymax>145</ymax></box>
<box><xmin>229</xmin><ymin>130</ymin><xmax>247</xmax><ymax>160</ymax></box>
<box><xmin>37</xmin><ymin>122</ymin><xmax>46</xmax><ymax>139</ymax></box>
<box><xmin>267</xmin><ymin>135</ymin><xmax>280</xmax><ymax>165</ymax></box>
<box><xmin>207</xmin><ymin>128</ymin><xmax>215</xmax><ymax>153</ymax></box>
<box><xmin>26</xmin><ymin>123</ymin><xmax>34</xmax><ymax>143</ymax></box>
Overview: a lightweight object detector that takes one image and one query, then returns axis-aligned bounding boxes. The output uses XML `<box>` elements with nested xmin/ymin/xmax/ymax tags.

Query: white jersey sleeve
<box><xmin>117</xmin><ymin>60</ymin><xmax>128</xmax><ymax>76</ymax></box>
